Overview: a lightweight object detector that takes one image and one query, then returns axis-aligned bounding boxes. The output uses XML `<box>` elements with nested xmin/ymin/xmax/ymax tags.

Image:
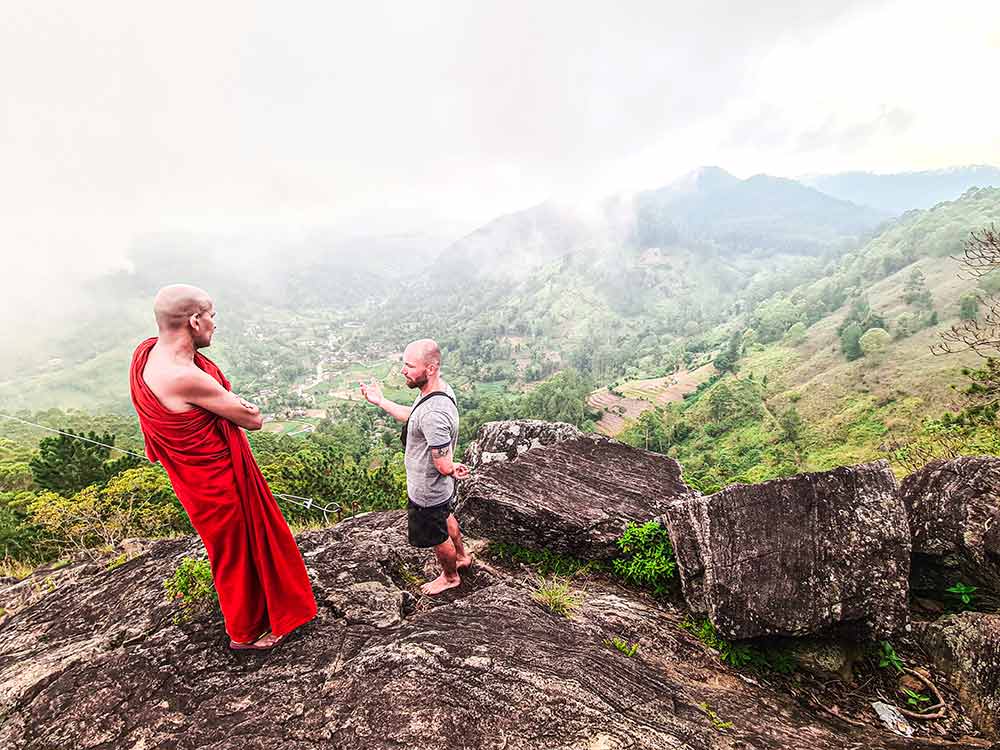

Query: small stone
<box><xmin>871</xmin><ymin>701</ymin><xmax>913</xmax><ymax>737</ymax></box>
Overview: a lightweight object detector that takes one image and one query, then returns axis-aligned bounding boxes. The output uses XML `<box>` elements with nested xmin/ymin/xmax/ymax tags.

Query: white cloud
<box><xmin>0</xmin><ymin>0</ymin><xmax>997</xmax><ymax>293</ymax></box>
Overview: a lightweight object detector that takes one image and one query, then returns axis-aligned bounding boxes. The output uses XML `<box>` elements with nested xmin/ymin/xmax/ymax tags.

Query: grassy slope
<box><xmin>699</xmin><ymin>256</ymin><xmax>985</xmax><ymax>484</ymax></box>
<box><xmin>0</xmin><ymin>338</ymin><xmax>235</xmax><ymax>415</ymax></box>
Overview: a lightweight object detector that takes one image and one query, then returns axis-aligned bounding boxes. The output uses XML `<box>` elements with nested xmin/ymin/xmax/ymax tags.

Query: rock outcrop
<box><xmin>899</xmin><ymin>456</ymin><xmax>1000</xmax><ymax>591</ymax></box>
<box><xmin>0</xmin><ymin>512</ymin><xmax>975</xmax><ymax>750</ymax></box>
<box><xmin>463</xmin><ymin>419</ymin><xmax>583</xmax><ymax>469</ymax></box>
<box><xmin>664</xmin><ymin>461</ymin><xmax>910</xmax><ymax>639</ymax></box>
<box><xmin>3</xmin><ymin>427</ymin><xmax>996</xmax><ymax>749</ymax></box>
<box><xmin>458</xmin><ymin>425</ymin><xmax>699</xmax><ymax>560</ymax></box>
<box><xmin>913</xmin><ymin>613</ymin><xmax>1000</xmax><ymax>737</ymax></box>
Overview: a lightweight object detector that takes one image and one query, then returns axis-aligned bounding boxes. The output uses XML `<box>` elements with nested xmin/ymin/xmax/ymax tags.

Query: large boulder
<box><xmin>0</xmin><ymin>512</ymin><xmax>965</xmax><ymax>750</ymax></box>
<box><xmin>663</xmin><ymin>461</ymin><xmax>910</xmax><ymax>639</ymax></box>
<box><xmin>899</xmin><ymin>456</ymin><xmax>1000</xmax><ymax>591</ymax></box>
<box><xmin>463</xmin><ymin>420</ymin><xmax>583</xmax><ymax>469</ymax></box>
<box><xmin>913</xmin><ymin>612</ymin><xmax>1000</xmax><ymax>738</ymax></box>
<box><xmin>457</xmin><ymin>430</ymin><xmax>699</xmax><ymax>560</ymax></box>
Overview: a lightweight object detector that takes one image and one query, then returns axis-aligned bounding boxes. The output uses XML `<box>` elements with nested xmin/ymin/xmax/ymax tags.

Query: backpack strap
<box><xmin>413</xmin><ymin>391</ymin><xmax>457</xmax><ymax>411</ymax></box>
<box><xmin>401</xmin><ymin>391</ymin><xmax>457</xmax><ymax>447</ymax></box>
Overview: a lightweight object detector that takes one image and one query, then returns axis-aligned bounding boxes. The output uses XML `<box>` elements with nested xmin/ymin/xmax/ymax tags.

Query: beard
<box><xmin>405</xmin><ymin>373</ymin><xmax>428</xmax><ymax>389</ymax></box>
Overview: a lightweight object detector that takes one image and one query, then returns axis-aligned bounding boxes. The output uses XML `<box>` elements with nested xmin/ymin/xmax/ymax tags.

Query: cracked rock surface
<box><xmin>459</xmin><ymin>428</ymin><xmax>699</xmax><ymax>561</ymax></box>
<box><xmin>664</xmin><ymin>461</ymin><xmax>910</xmax><ymax>639</ymax></box>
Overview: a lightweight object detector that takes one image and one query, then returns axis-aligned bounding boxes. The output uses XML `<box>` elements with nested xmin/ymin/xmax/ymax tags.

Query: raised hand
<box><xmin>360</xmin><ymin>380</ymin><xmax>384</xmax><ymax>407</ymax></box>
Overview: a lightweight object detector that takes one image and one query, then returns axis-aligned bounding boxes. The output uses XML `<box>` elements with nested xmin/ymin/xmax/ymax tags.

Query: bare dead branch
<box><xmin>950</xmin><ymin>223</ymin><xmax>1000</xmax><ymax>280</ymax></box>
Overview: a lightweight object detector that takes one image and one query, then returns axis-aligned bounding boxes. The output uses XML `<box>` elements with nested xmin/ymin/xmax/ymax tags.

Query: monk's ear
<box><xmin>188</xmin><ymin>312</ymin><xmax>201</xmax><ymax>332</ymax></box>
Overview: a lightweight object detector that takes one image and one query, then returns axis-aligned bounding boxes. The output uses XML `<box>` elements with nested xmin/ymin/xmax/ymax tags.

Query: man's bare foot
<box><xmin>420</xmin><ymin>573</ymin><xmax>461</xmax><ymax>596</ymax></box>
<box><xmin>456</xmin><ymin>554</ymin><xmax>473</xmax><ymax>570</ymax></box>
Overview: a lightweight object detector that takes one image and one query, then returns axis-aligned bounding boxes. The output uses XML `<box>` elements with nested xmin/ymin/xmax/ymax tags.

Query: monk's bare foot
<box><xmin>230</xmin><ymin>631</ymin><xmax>287</xmax><ymax>650</ymax></box>
<box><xmin>252</xmin><ymin>631</ymin><xmax>287</xmax><ymax>649</ymax></box>
<box><xmin>420</xmin><ymin>573</ymin><xmax>461</xmax><ymax>596</ymax></box>
<box><xmin>456</xmin><ymin>554</ymin><xmax>473</xmax><ymax>570</ymax></box>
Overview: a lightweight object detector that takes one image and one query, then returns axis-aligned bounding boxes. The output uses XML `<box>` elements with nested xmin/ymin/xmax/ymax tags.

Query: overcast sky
<box><xmin>2</xmin><ymin>0</ymin><xmax>999</xmax><ymax>292</ymax></box>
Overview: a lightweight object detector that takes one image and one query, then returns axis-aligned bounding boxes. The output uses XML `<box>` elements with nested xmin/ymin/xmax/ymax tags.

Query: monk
<box><xmin>129</xmin><ymin>284</ymin><xmax>316</xmax><ymax>650</ymax></box>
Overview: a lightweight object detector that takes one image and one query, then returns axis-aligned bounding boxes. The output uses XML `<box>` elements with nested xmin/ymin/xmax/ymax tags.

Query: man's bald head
<box><xmin>153</xmin><ymin>285</ymin><xmax>213</xmax><ymax>332</ymax></box>
<box><xmin>405</xmin><ymin>339</ymin><xmax>441</xmax><ymax>368</ymax></box>
<box><xmin>401</xmin><ymin>339</ymin><xmax>442</xmax><ymax>389</ymax></box>
<box><xmin>153</xmin><ymin>284</ymin><xmax>217</xmax><ymax>348</ymax></box>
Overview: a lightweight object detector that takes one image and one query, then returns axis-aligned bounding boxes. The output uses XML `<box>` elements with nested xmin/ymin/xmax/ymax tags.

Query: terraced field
<box><xmin>589</xmin><ymin>363</ymin><xmax>716</xmax><ymax>436</ymax></box>
<box><xmin>588</xmin><ymin>390</ymin><xmax>652</xmax><ymax>435</ymax></box>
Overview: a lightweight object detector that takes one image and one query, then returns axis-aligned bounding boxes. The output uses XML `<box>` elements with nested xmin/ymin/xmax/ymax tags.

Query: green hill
<box><xmin>619</xmin><ymin>187</ymin><xmax>1000</xmax><ymax>492</ymax></box>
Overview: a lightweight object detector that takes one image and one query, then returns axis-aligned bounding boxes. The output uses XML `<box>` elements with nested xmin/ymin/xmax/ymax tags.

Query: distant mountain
<box><xmin>445</xmin><ymin>167</ymin><xmax>887</xmax><ymax>279</ymax></box>
<box><xmin>631</xmin><ymin>171</ymin><xmax>887</xmax><ymax>254</ymax></box>
<box><xmin>802</xmin><ymin>165</ymin><xmax>1000</xmax><ymax>215</ymax></box>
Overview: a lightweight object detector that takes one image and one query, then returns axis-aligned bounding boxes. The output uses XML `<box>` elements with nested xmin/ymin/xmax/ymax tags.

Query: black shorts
<box><xmin>407</xmin><ymin>498</ymin><xmax>453</xmax><ymax>548</ymax></box>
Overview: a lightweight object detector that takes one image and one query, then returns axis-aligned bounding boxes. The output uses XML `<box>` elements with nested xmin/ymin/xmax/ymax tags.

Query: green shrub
<box><xmin>680</xmin><ymin>618</ymin><xmax>795</xmax><ymax>673</ymax></box>
<box><xmin>27</xmin><ymin>467</ymin><xmax>188</xmax><ymax>556</ymax></box>
<box><xmin>164</xmin><ymin>557</ymin><xmax>216</xmax><ymax>622</ymax></box>
<box><xmin>612</xmin><ymin>521</ymin><xmax>675</xmax><ymax>594</ymax></box>
<box><xmin>946</xmin><ymin>581</ymin><xmax>978</xmax><ymax>610</ymax></box>
<box><xmin>0</xmin><ymin>498</ymin><xmax>48</xmax><ymax>561</ymax></box>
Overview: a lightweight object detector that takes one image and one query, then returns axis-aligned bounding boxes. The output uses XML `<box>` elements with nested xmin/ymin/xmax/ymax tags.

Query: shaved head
<box><xmin>153</xmin><ymin>284</ymin><xmax>213</xmax><ymax>332</ymax></box>
<box><xmin>405</xmin><ymin>338</ymin><xmax>441</xmax><ymax>368</ymax></box>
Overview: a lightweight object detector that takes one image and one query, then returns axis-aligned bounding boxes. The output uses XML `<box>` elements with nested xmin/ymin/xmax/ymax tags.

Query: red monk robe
<box><xmin>129</xmin><ymin>337</ymin><xmax>316</xmax><ymax>643</ymax></box>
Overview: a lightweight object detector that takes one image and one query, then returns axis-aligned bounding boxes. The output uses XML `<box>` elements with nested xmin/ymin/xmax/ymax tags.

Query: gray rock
<box><xmin>0</xmin><ymin>511</ymin><xmax>951</xmax><ymax>750</ymax></box>
<box><xmin>913</xmin><ymin>612</ymin><xmax>1000</xmax><ymax>738</ymax></box>
<box><xmin>899</xmin><ymin>456</ymin><xmax>1000</xmax><ymax>590</ymax></box>
<box><xmin>664</xmin><ymin>461</ymin><xmax>910</xmax><ymax>639</ymax></box>
<box><xmin>464</xmin><ymin>420</ymin><xmax>583</xmax><ymax>469</ymax></box>
<box><xmin>458</xmin><ymin>434</ymin><xmax>699</xmax><ymax>560</ymax></box>
<box><xmin>787</xmin><ymin>638</ymin><xmax>863</xmax><ymax>683</ymax></box>
<box><xmin>871</xmin><ymin>702</ymin><xmax>913</xmax><ymax>737</ymax></box>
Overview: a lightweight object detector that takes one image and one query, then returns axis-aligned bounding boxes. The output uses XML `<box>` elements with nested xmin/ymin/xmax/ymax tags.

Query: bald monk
<box><xmin>129</xmin><ymin>284</ymin><xmax>316</xmax><ymax>650</ymax></box>
<box><xmin>361</xmin><ymin>339</ymin><xmax>472</xmax><ymax>595</ymax></box>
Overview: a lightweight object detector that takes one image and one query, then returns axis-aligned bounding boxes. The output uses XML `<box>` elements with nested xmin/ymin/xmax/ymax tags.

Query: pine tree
<box><xmin>29</xmin><ymin>431</ymin><xmax>117</xmax><ymax>496</ymax></box>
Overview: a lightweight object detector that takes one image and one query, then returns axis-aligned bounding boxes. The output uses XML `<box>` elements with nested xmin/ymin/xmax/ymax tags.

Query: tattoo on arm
<box><xmin>431</xmin><ymin>446</ymin><xmax>452</xmax><ymax>459</ymax></box>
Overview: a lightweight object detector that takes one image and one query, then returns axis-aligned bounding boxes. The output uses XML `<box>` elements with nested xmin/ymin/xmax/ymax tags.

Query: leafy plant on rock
<box><xmin>612</xmin><ymin>521</ymin><xmax>675</xmax><ymax>595</ymax></box>
<box><xmin>946</xmin><ymin>581</ymin><xmax>978</xmax><ymax>609</ymax></box>
<box><xmin>877</xmin><ymin>640</ymin><xmax>904</xmax><ymax>673</ymax></box>
<box><xmin>604</xmin><ymin>636</ymin><xmax>640</xmax><ymax>657</ymax></box>
<box><xmin>164</xmin><ymin>557</ymin><xmax>216</xmax><ymax>623</ymax></box>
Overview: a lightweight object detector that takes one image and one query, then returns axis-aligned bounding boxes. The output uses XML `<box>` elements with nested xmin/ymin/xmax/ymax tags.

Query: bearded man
<box><xmin>361</xmin><ymin>339</ymin><xmax>471</xmax><ymax>595</ymax></box>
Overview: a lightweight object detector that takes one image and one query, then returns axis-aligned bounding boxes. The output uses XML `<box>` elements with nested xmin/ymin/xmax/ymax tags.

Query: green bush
<box><xmin>605</xmin><ymin>635</ymin><xmax>640</xmax><ymax>657</ymax></box>
<box><xmin>0</xmin><ymin>494</ymin><xmax>48</xmax><ymax>561</ymax></box>
<box><xmin>164</xmin><ymin>557</ymin><xmax>216</xmax><ymax>622</ymax></box>
<box><xmin>612</xmin><ymin>521</ymin><xmax>676</xmax><ymax>595</ymax></box>
<box><xmin>27</xmin><ymin>467</ymin><xmax>188</xmax><ymax>555</ymax></box>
